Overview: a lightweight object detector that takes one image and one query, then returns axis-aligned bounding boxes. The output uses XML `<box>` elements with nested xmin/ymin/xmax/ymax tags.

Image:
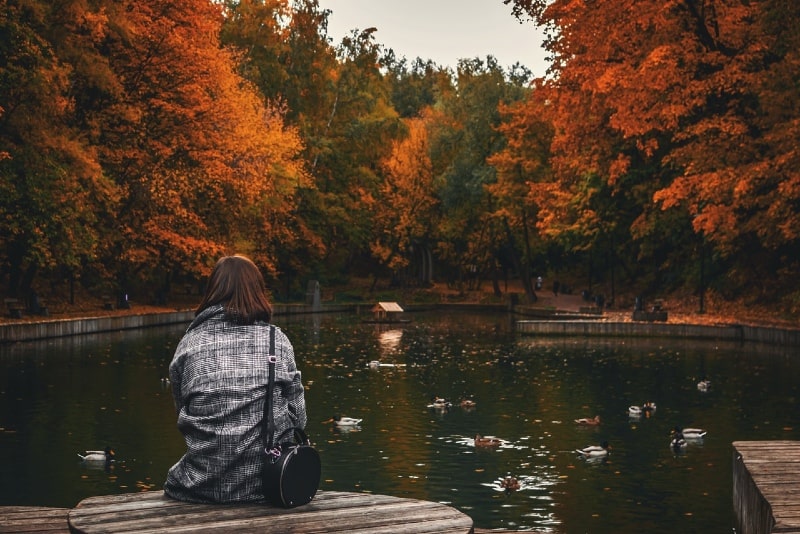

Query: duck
<box><xmin>474</xmin><ymin>434</ymin><xmax>503</xmax><ymax>448</ymax></box>
<box><xmin>628</xmin><ymin>405</ymin><xmax>642</xmax><ymax>418</ymax></box>
<box><xmin>642</xmin><ymin>402</ymin><xmax>657</xmax><ymax>417</ymax></box>
<box><xmin>500</xmin><ymin>476</ymin><xmax>520</xmax><ymax>492</ymax></box>
<box><xmin>78</xmin><ymin>446</ymin><xmax>115</xmax><ymax>463</ymax></box>
<box><xmin>368</xmin><ymin>361</ymin><xmax>402</xmax><ymax>369</ymax></box>
<box><xmin>329</xmin><ymin>415</ymin><xmax>362</xmax><ymax>427</ymax></box>
<box><xmin>697</xmin><ymin>378</ymin><xmax>711</xmax><ymax>392</ymax></box>
<box><xmin>675</xmin><ymin>425</ymin><xmax>706</xmax><ymax>440</ymax></box>
<box><xmin>575</xmin><ymin>415</ymin><xmax>601</xmax><ymax>426</ymax></box>
<box><xmin>427</xmin><ymin>397</ymin><xmax>452</xmax><ymax>409</ymax></box>
<box><xmin>460</xmin><ymin>398</ymin><xmax>477</xmax><ymax>409</ymax></box>
<box><xmin>575</xmin><ymin>441</ymin><xmax>610</xmax><ymax>458</ymax></box>
<box><xmin>670</xmin><ymin>431</ymin><xmax>688</xmax><ymax>451</ymax></box>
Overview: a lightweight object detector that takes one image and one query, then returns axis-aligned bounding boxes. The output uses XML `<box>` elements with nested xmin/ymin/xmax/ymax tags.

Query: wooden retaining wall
<box><xmin>0</xmin><ymin>310</ymin><xmax>195</xmax><ymax>344</ymax></box>
<box><xmin>516</xmin><ymin>320</ymin><xmax>800</xmax><ymax>346</ymax></box>
<box><xmin>733</xmin><ymin>441</ymin><xmax>800</xmax><ymax>534</ymax></box>
<box><xmin>0</xmin><ymin>304</ymin><xmax>355</xmax><ymax>344</ymax></box>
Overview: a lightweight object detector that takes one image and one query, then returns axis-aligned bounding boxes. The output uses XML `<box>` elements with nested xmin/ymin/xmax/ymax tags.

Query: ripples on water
<box><xmin>1</xmin><ymin>310</ymin><xmax>798</xmax><ymax>532</ymax></box>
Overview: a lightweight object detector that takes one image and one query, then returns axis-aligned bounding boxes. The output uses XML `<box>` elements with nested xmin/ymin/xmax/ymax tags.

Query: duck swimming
<box><xmin>500</xmin><ymin>476</ymin><xmax>520</xmax><ymax>492</ymax></box>
<box><xmin>427</xmin><ymin>397</ymin><xmax>452</xmax><ymax>409</ymax></box>
<box><xmin>670</xmin><ymin>431</ymin><xmax>688</xmax><ymax>451</ymax></box>
<box><xmin>474</xmin><ymin>435</ymin><xmax>503</xmax><ymax>448</ymax></box>
<box><xmin>628</xmin><ymin>406</ymin><xmax>642</xmax><ymax>418</ymax></box>
<box><xmin>460</xmin><ymin>399</ymin><xmax>477</xmax><ymax>409</ymax></box>
<box><xmin>697</xmin><ymin>378</ymin><xmax>711</xmax><ymax>392</ymax></box>
<box><xmin>675</xmin><ymin>425</ymin><xmax>706</xmax><ymax>440</ymax></box>
<box><xmin>575</xmin><ymin>415</ymin><xmax>601</xmax><ymax>426</ymax></box>
<box><xmin>77</xmin><ymin>446</ymin><xmax>114</xmax><ymax>463</ymax></box>
<box><xmin>575</xmin><ymin>441</ymin><xmax>610</xmax><ymax>458</ymax></box>
<box><xmin>328</xmin><ymin>415</ymin><xmax>362</xmax><ymax>427</ymax></box>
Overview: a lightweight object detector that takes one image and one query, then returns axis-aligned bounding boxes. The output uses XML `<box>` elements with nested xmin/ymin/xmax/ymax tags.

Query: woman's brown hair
<box><xmin>196</xmin><ymin>255</ymin><xmax>273</xmax><ymax>324</ymax></box>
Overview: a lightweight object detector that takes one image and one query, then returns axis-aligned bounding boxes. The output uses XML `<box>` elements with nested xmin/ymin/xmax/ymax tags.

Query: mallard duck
<box><xmin>460</xmin><ymin>398</ymin><xmax>477</xmax><ymax>409</ymax></box>
<box><xmin>500</xmin><ymin>476</ymin><xmax>520</xmax><ymax>491</ymax></box>
<box><xmin>474</xmin><ymin>434</ymin><xmax>502</xmax><ymax>447</ymax></box>
<box><xmin>675</xmin><ymin>425</ymin><xmax>706</xmax><ymax>440</ymax></box>
<box><xmin>368</xmin><ymin>361</ymin><xmax>404</xmax><ymax>369</ymax></box>
<box><xmin>78</xmin><ymin>446</ymin><xmax>114</xmax><ymax>463</ymax></box>
<box><xmin>628</xmin><ymin>405</ymin><xmax>642</xmax><ymax>418</ymax></box>
<box><xmin>427</xmin><ymin>397</ymin><xmax>452</xmax><ymax>409</ymax></box>
<box><xmin>670</xmin><ymin>431</ymin><xmax>688</xmax><ymax>451</ymax></box>
<box><xmin>329</xmin><ymin>415</ymin><xmax>362</xmax><ymax>427</ymax></box>
<box><xmin>575</xmin><ymin>441</ymin><xmax>610</xmax><ymax>458</ymax></box>
<box><xmin>697</xmin><ymin>378</ymin><xmax>711</xmax><ymax>392</ymax></box>
<box><xmin>575</xmin><ymin>415</ymin><xmax>601</xmax><ymax>426</ymax></box>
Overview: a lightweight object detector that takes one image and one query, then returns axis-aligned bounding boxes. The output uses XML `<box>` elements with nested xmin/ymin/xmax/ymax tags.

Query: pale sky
<box><xmin>317</xmin><ymin>0</ymin><xmax>550</xmax><ymax>77</ymax></box>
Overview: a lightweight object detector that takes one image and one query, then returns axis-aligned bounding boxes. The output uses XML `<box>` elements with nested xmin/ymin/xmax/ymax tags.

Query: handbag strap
<box><xmin>263</xmin><ymin>325</ymin><xmax>278</xmax><ymax>454</ymax></box>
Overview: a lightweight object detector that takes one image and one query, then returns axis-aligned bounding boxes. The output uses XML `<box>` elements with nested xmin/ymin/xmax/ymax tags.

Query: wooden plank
<box><xmin>75</xmin><ymin>499</ymin><xmax>451</xmax><ymax>532</ymax></box>
<box><xmin>0</xmin><ymin>506</ymin><xmax>70</xmax><ymax>533</ymax></box>
<box><xmin>68</xmin><ymin>490</ymin><xmax>473</xmax><ymax>533</ymax></box>
<box><xmin>734</xmin><ymin>441</ymin><xmax>800</xmax><ymax>534</ymax></box>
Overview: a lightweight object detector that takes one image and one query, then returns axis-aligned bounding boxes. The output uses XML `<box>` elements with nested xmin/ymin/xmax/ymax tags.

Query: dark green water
<box><xmin>1</xmin><ymin>310</ymin><xmax>798</xmax><ymax>532</ymax></box>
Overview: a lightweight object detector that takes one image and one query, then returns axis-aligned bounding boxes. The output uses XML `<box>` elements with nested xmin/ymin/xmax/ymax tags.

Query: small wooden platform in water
<box><xmin>68</xmin><ymin>490</ymin><xmax>474</xmax><ymax>533</ymax></box>
<box><xmin>733</xmin><ymin>441</ymin><xmax>800</xmax><ymax>533</ymax></box>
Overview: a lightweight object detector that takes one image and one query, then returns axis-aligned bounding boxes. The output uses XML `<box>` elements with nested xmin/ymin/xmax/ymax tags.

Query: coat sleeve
<box><xmin>169</xmin><ymin>341</ymin><xmax>187</xmax><ymax>415</ymax></box>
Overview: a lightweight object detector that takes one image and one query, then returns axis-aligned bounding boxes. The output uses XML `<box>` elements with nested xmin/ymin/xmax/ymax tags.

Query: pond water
<box><xmin>1</xmin><ymin>310</ymin><xmax>798</xmax><ymax>532</ymax></box>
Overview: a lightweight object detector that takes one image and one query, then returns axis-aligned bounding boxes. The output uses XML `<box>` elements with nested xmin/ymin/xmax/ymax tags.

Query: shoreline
<box><xmin>2</xmin><ymin>301</ymin><xmax>799</xmax><ymax>346</ymax></box>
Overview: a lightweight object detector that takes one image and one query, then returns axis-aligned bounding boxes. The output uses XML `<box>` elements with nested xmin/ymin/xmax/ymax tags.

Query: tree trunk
<box><xmin>502</xmin><ymin>217</ymin><xmax>536</xmax><ymax>302</ymax></box>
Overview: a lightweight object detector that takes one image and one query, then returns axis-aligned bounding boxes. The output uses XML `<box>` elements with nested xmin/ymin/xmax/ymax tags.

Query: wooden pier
<box><xmin>734</xmin><ymin>441</ymin><xmax>800</xmax><ymax>533</ymax></box>
<box><xmin>0</xmin><ymin>506</ymin><xmax>69</xmax><ymax>533</ymax></box>
<box><xmin>66</xmin><ymin>490</ymin><xmax>473</xmax><ymax>533</ymax></box>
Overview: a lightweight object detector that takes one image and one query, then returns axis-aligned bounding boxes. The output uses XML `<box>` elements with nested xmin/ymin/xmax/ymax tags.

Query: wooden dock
<box><xmin>0</xmin><ymin>506</ymin><xmax>70</xmax><ymax>533</ymax></box>
<box><xmin>66</xmin><ymin>490</ymin><xmax>473</xmax><ymax>533</ymax></box>
<box><xmin>733</xmin><ymin>441</ymin><xmax>800</xmax><ymax>533</ymax></box>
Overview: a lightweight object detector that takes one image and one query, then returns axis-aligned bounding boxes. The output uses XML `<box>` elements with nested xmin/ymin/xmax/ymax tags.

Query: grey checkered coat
<box><xmin>164</xmin><ymin>305</ymin><xmax>307</xmax><ymax>503</ymax></box>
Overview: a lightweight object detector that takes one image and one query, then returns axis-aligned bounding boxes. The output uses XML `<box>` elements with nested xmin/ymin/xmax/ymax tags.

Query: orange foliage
<box><xmin>372</xmin><ymin>116</ymin><xmax>438</xmax><ymax>270</ymax></box>
<box><xmin>507</xmin><ymin>0</ymin><xmax>800</xmax><ymax>261</ymax></box>
<box><xmin>84</xmin><ymin>0</ymin><xmax>308</xmax><ymax>277</ymax></box>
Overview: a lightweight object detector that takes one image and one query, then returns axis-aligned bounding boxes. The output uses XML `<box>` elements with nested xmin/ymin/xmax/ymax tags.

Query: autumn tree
<box><xmin>220</xmin><ymin>0</ymin><xmax>330</xmax><ymax>297</ymax></box>
<box><xmin>293</xmin><ymin>26</ymin><xmax>402</xmax><ymax>280</ymax></box>
<box><xmin>0</xmin><ymin>0</ymin><xmax>119</xmax><ymax>301</ymax></box>
<box><xmin>0</xmin><ymin>0</ymin><xmax>308</xmax><ymax>302</ymax></box>
<box><xmin>430</xmin><ymin>56</ymin><xmax>530</xmax><ymax>291</ymax></box>
<box><xmin>507</xmin><ymin>0</ymin><xmax>800</xmax><ymax>308</ymax></box>
<box><xmin>487</xmin><ymin>85</ymin><xmax>554</xmax><ymax>300</ymax></box>
<box><xmin>369</xmin><ymin>114</ymin><xmax>439</xmax><ymax>288</ymax></box>
<box><xmin>222</xmin><ymin>2</ymin><xmax>409</xmax><ymax>291</ymax></box>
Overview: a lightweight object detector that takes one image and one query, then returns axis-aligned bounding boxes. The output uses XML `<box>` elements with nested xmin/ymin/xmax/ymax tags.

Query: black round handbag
<box><xmin>262</xmin><ymin>428</ymin><xmax>321</xmax><ymax>507</ymax></box>
<box><xmin>262</xmin><ymin>326</ymin><xmax>321</xmax><ymax>508</ymax></box>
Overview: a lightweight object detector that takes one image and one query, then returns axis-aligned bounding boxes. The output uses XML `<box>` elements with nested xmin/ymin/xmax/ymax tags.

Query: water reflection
<box><xmin>1</xmin><ymin>312</ymin><xmax>798</xmax><ymax>532</ymax></box>
<box><xmin>377</xmin><ymin>328</ymin><xmax>403</xmax><ymax>355</ymax></box>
